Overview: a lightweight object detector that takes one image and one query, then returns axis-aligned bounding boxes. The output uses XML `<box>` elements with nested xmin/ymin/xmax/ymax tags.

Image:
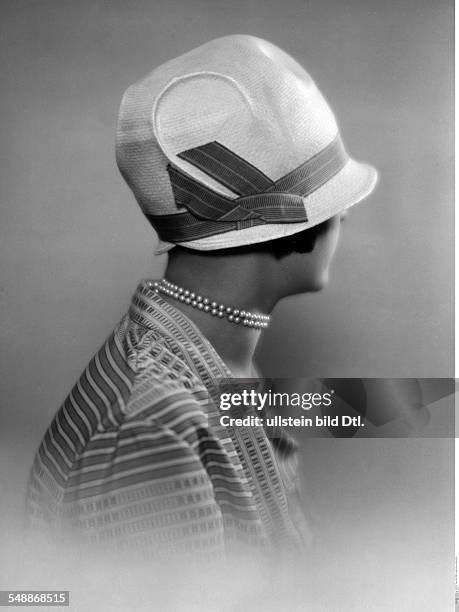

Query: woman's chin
<box><xmin>308</xmin><ymin>269</ymin><xmax>329</xmax><ymax>292</ymax></box>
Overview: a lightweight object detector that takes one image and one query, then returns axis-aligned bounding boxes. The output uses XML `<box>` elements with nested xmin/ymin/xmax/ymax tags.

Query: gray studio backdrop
<box><xmin>0</xmin><ymin>1</ymin><xmax>453</xmax><ymax>610</ymax></box>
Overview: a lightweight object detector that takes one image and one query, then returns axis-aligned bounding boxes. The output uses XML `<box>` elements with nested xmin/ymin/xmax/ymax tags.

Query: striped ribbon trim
<box><xmin>148</xmin><ymin>134</ymin><xmax>348</xmax><ymax>242</ymax></box>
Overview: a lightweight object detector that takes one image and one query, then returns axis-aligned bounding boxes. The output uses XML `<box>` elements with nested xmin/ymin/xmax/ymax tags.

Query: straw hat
<box><xmin>116</xmin><ymin>35</ymin><xmax>378</xmax><ymax>254</ymax></box>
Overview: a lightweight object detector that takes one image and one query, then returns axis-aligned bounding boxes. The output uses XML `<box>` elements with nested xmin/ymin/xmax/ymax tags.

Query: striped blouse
<box><xmin>26</xmin><ymin>280</ymin><xmax>306</xmax><ymax>557</ymax></box>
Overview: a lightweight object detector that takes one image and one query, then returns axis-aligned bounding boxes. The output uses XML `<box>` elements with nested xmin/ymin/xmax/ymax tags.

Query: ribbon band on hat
<box><xmin>147</xmin><ymin>133</ymin><xmax>348</xmax><ymax>242</ymax></box>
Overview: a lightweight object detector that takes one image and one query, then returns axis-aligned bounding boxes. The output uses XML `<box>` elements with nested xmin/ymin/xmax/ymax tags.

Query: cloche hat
<box><xmin>116</xmin><ymin>35</ymin><xmax>378</xmax><ymax>254</ymax></box>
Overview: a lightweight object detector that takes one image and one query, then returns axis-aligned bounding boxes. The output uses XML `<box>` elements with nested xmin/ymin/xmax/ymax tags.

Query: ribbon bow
<box><xmin>148</xmin><ymin>134</ymin><xmax>348</xmax><ymax>242</ymax></box>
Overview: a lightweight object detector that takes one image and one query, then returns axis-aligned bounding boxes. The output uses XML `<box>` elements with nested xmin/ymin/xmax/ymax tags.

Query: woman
<box><xmin>26</xmin><ymin>35</ymin><xmax>377</xmax><ymax>558</ymax></box>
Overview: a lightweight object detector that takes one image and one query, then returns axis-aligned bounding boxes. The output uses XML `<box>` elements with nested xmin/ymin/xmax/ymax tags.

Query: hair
<box><xmin>170</xmin><ymin>220</ymin><xmax>331</xmax><ymax>260</ymax></box>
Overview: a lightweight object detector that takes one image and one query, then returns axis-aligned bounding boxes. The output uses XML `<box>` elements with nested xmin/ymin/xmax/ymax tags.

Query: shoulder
<box><xmin>121</xmin><ymin>318</ymin><xmax>212</xmax><ymax>436</ymax></box>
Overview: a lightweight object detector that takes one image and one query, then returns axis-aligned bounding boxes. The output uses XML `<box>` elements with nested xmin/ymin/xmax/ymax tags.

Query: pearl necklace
<box><xmin>149</xmin><ymin>278</ymin><xmax>270</xmax><ymax>329</ymax></box>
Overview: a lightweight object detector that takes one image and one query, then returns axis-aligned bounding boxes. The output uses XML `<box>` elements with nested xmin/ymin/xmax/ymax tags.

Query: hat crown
<box><xmin>116</xmin><ymin>35</ymin><xmax>338</xmax><ymax>216</ymax></box>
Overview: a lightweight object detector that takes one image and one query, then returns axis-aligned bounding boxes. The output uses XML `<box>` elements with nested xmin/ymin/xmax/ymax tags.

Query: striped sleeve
<box><xmin>60</xmin><ymin>418</ymin><xmax>225</xmax><ymax>557</ymax></box>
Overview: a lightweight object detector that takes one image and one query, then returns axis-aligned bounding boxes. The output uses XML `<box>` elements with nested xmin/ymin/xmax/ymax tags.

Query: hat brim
<box><xmin>153</xmin><ymin>157</ymin><xmax>378</xmax><ymax>254</ymax></box>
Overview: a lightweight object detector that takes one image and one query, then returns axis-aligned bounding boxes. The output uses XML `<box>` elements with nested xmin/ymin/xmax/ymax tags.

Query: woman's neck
<box><xmin>163</xmin><ymin>249</ymin><xmax>279</xmax><ymax>377</ymax></box>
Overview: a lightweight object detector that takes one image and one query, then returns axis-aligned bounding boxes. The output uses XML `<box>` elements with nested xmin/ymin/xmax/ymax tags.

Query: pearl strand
<box><xmin>148</xmin><ymin>279</ymin><xmax>270</xmax><ymax>329</ymax></box>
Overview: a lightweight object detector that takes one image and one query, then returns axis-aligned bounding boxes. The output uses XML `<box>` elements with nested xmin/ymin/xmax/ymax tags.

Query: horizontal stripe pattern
<box><xmin>26</xmin><ymin>281</ymin><xmax>305</xmax><ymax>556</ymax></box>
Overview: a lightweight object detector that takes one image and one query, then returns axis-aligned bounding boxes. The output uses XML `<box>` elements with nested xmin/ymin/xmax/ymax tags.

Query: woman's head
<box><xmin>281</xmin><ymin>214</ymin><xmax>344</xmax><ymax>293</ymax></box>
<box><xmin>168</xmin><ymin>213</ymin><xmax>345</xmax><ymax>301</ymax></box>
